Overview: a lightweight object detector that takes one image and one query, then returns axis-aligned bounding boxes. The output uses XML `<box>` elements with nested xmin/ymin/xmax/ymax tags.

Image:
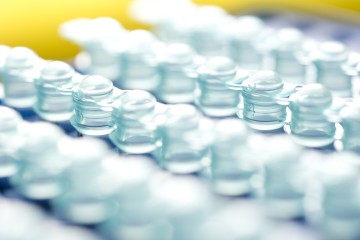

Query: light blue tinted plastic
<box><xmin>313</xmin><ymin>41</ymin><xmax>352</xmax><ymax>98</ymax></box>
<box><xmin>34</xmin><ymin>61</ymin><xmax>75</xmax><ymax>122</ymax></box>
<box><xmin>210</xmin><ymin>119</ymin><xmax>257</xmax><ymax>196</ymax></box>
<box><xmin>11</xmin><ymin>122</ymin><xmax>69</xmax><ymax>200</ymax></box>
<box><xmin>0</xmin><ymin>198</ymin><xmax>47</xmax><ymax>240</ymax></box>
<box><xmin>188</xmin><ymin>6</ymin><xmax>230</xmax><ymax>58</ymax></box>
<box><xmin>150</xmin><ymin>176</ymin><xmax>215</xmax><ymax>240</ymax></box>
<box><xmin>110</xmin><ymin>90</ymin><xmax>161</xmax><ymax>154</ymax></box>
<box><xmin>83</xmin><ymin>18</ymin><xmax>125</xmax><ymax>80</ymax></box>
<box><xmin>71</xmin><ymin>75</ymin><xmax>118</xmax><ymax>136</ymax></box>
<box><xmin>0</xmin><ymin>45</ymin><xmax>11</xmax><ymax>79</ymax></box>
<box><xmin>273</xmin><ymin>28</ymin><xmax>308</xmax><ymax>84</ymax></box>
<box><xmin>61</xmin><ymin>17</ymin><xmax>125</xmax><ymax>80</ymax></box>
<box><xmin>0</xmin><ymin>106</ymin><xmax>23</xmax><ymax>134</ymax></box>
<box><xmin>317</xmin><ymin>155</ymin><xmax>360</xmax><ymax>240</ymax></box>
<box><xmin>263</xmin><ymin>136</ymin><xmax>305</xmax><ymax>219</ymax></box>
<box><xmin>0</xmin><ymin>106</ymin><xmax>23</xmax><ymax>178</ymax></box>
<box><xmin>339</xmin><ymin>102</ymin><xmax>360</xmax><ymax>152</ymax></box>
<box><xmin>195</xmin><ymin>57</ymin><xmax>241</xmax><ymax>117</ymax></box>
<box><xmin>159</xmin><ymin>104</ymin><xmax>206</xmax><ymax>173</ymax></box>
<box><xmin>288</xmin><ymin>83</ymin><xmax>335</xmax><ymax>147</ymax></box>
<box><xmin>196</xmin><ymin>201</ymin><xmax>263</xmax><ymax>240</ymax></box>
<box><xmin>152</xmin><ymin>4</ymin><xmax>194</xmax><ymax>44</ymax></box>
<box><xmin>155</xmin><ymin>43</ymin><xmax>197</xmax><ymax>103</ymax></box>
<box><xmin>51</xmin><ymin>137</ymin><xmax>115</xmax><ymax>224</ymax></box>
<box><xmin>29</xmin><ymin>223</ymin><xmax>101</xmax><ymax>240</ymax></box>
<box><xmin>99</xmin><ymin>156</ymin><xmax>164</xmax><ymax>240</ymax></box>
<box><xmin>117</xmin><ymin>30</ymin><xmax>160</xmax><ymax>91</ymax></box>
<box><xmin>2</xmin><ymin>47</ymin><xmax>40</xmax><ymax>108</ymax></box>
<box><xmin>241</xmin><ymin>71</ymin><xmax>287</xmax><ymax>130</ymax></box>
<box><xmin>227</xmin><ymin>16</ymin><xmax>266</xmax><ymax>70</ymax></box>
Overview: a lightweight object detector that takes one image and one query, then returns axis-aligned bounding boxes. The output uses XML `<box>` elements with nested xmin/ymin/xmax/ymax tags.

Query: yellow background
<box><xmin>1</xmin><ymin>0</ymin><xmax>360</xmax><ymax>60</ymax></box>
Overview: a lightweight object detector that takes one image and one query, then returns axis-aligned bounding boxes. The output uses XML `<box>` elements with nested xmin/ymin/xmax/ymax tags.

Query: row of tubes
<box><xmin>1</xmin><ymin>105</ymin><xmax>360</xmax><ymax>240</ymax></box>
<box><xmin>0</xmin><ymin>45</ymin><xmax>359</xmax><ymax>151</ymax></box>
<box><xmin>1</xmin><ymin>2</ymin><xmax>360</xmax><ymax>238</ymax></box>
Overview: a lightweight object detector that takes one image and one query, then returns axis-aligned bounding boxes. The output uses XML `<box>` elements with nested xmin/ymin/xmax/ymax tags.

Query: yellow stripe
<box><xmin>0</xmin><ymin>0</ymin><xmax>359</xmax><ymax>59</ymax></box>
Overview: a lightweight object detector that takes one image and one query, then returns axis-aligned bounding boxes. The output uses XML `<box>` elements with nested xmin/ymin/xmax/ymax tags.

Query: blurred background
<box><xmin>1</xmin><ymin>0</ymin><xmax>360</xmax><ymax>60</ymax></box>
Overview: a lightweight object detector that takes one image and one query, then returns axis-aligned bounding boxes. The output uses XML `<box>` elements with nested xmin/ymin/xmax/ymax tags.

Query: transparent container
<box><xmin>326</xmin><ymin>101</ymin><xmax>360</xmax><ymax>152</ymax></box>
<box><xmin>112</xmin><ymin>30</ymin><xmax>161</xmax><ymax>91</ymax></box>
<box><xmin>227</xmin><ymin>70</ymin><xmax>295</xmax><ymax>131</ymax></box>
<box><xmin>158</xmin><ymin>104</ymin><xmax>208</xmax><ymax>174</ymax></box>
<box><xmin>11</xmin><ymin>122</ymin><xmax>69</xmax><ymax>200</ymax></box>
<box><xmin>210</xmin><ymin>119</ymin><xmax>258</xmax><ymax>196</ymax></box>
<box><xmin>272</xmin><ymin>28</ymin><xmax>309</xmax><ymax>84</ymax></box>
<box><xmin>225</xmin><ymin>15</ymin><xmax>267</xmax><ymax>70</ymax></box>
<box><xmin>0</xmin><ymin>106</ymin><xmax>23</xmax><ymax>178</ymax></box>
<box><xmin>110</xmin><ymin>90</ymin><xmax>166</xmax><ymax>154</ymax></box>
<box><xmin>155</xmin><ymin>43</ymin><xmax>198</xmax><ymax>103</ymax></box>
<box><xmin>195</xmin><ymin>200</ymin><xmax>264</xmax><ymax>240</ymax></box>
<box><xmin>28</xmin><ymin>222</ymin><xmax>101</xmax><ymax>240</ymax></box>
<box><xmin>263</xmin><ymin>135</ymin><xmax>305</xmax><ymax>219</ymax></box>
<box><xmin>195</xmin><ymin>57</ymin><xmax>244</xmax><ymax>117</ymax></box>
<box><xmin>150</xmin><ymin>175</ymin><xmax>216</xmax><ymax>240</ymax></box>
<box><xmin>52</xmin><ymin>137</ymin><xmax>116</xmax><ymax>225</ymax></box>
<box><xmin>285</xmin><ymin>83</ymin><xmax>336</xmax><ymax>147</ymax></box>
<box><xmin>0</xmin><ymin>45</ymin><xmax>11</xmax><ymax>78</ymax></box>
<box><xmin>0</xmin><ymin>106</ymin><xmax>23</xmax><ymax>135</ymax></box>
<box><xmin>314</xmin><ymin>154</ymin><xmax>360</xmax><ymax>240</ymax></box>
<box><xmin>129</xmin><ymin>0</ymin><xmax>196</xmax><ymax>44</ymax></box>
<box><xmin>188</xmin><ymin>6</ymin><xmax>230</xmax><ymax>58</ymax></box>
<box><xmin>99</xmin><ymin>156</ymin><xmax>164</xmax><ymax>240</ymax></box>
<box><xmin>2</xmin><ymin>47</ymin><xmax>42</xmax><ymax>108</ymax></box>
<box><xmin>0</xmin><ymin>198</ymin><xmax>47</xmax><ymax>240</ymax></box>
<box><xmin>312</xmin><ymin>41</ymin><xmax>353</xmax><ymax>98</ymax></box>
<box><xmin>70</xmin><ymin>75</ymin><xmax>122</xmax><ymax>136</ymax></box>
<box><xmin>34</xmin><ymin>61</ymin><xmax>76</xmax><ymax>122</ymax></box>
<box><xmin>59</xmin><ymin>17</ymin><xmax>126</xmax><ymax>80</ymax></box>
